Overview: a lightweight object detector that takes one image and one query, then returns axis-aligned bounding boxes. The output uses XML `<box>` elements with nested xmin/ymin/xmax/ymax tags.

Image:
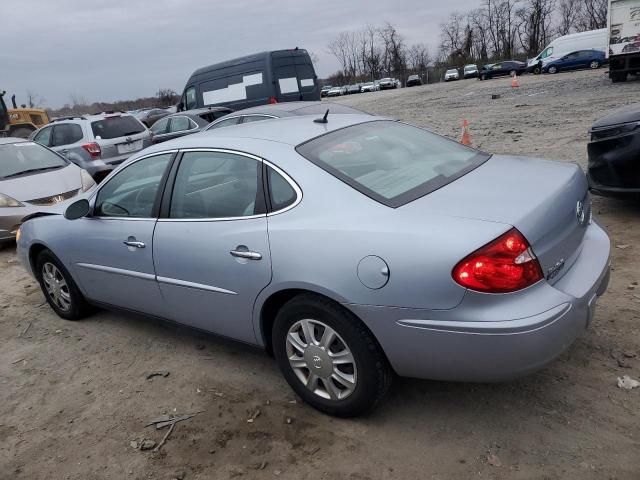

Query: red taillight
<box><xmin>452</xmin><ymin>228</ymin><xmax>543</xmax><ymax>293</ymax></box>
<box><xmin>82</xmin><ymin>142</ymin><xmax>101</xmax><ymax>159</ymax></box>
<box><xmin>269</xmin><ymin>96</ymin><xmax>278</xmax><ymax>104</ymax></box>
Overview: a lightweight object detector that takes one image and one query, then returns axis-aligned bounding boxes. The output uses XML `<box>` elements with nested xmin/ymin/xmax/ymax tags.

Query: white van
<box><xmin>528</xmin><ymin>29</ymin><xmax>608</xmax><ymax>73</ymax></box>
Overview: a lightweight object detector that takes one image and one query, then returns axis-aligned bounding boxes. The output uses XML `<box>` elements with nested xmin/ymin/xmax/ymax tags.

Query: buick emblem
<box><xmin>576</xmin><ymin>201</ymin><xmax>586</xmax><ymax>225</ymax></box>
<box><xmin>125</xmin><ymin>136</ymin><xmax>133</xmax><ymax>143</ymax></box>
<box><xmin>51</xmin><ymin>195</ymin><xmax>65</xmax><ymax>204</ymax></box>
<box><xmin>312</xmin><ymin>355</ymin><xmax>323</xmax><ymax>369</ymax></box>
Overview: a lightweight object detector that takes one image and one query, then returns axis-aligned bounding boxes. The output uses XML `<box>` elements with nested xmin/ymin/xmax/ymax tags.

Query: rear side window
<box><xmin>91</xmin><ymin>116</ymin><xmax>145</xmax><ymax>140</ymax></box>
<box><xmin>267</xmin><ymin>166</ymin><xmax>297</xmax><ymax>211</ymax></box>
<box><xmin>169</xmin><ymin>116</ymin><xmax>193</xmax><ymax>132</ymax></box>
<box><xmin>296</xmin><ymin>121</ymin><xmax>488</xmax><ymax>208</ymax></box>
<box><xmin>52</xmin><ymin>123</ymin><xmax>83</xmax><ymax>146</ymax></box>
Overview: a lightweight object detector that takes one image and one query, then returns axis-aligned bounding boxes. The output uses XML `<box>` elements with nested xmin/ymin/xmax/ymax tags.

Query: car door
<box><xmin>68</xmin><ymin>152</ymin><xmax>174</xmax><ymax>315</ymax></box>
<box><xmin>564</xmin><ymin>52</ymin><xmax>580</xmax><ymax>70</ymax></box>
<box><xmin>152</xmin><ymin>149</ymin><xmax>271</xmax><ymax>343</ymax></box>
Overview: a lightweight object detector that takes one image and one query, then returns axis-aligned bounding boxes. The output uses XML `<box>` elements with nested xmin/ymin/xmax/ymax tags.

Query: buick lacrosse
<box><xmin>17</xmin><ymin>114</ymin><xmax>610</xmax><ymax>416</ymax></box>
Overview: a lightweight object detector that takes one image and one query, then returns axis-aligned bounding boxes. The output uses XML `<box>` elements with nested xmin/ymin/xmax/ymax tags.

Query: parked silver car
<box><xmin>31</xmin><ymin>112</ymin><xmax>152</xmax><ymax>182</ymax></box>
<box><xmin>0</xmin><ymin>138</ymin><xmax>95</xmax><ymax>240</ymax></box>
<box><xmin>17</xmin><ymin>115</ymin><xmax>610</xmax><ymax>417</ymax></box>
<box><xmin>444</xmin><ymin>68</ymin><xmax>460</xmax><ymax>81</ymax></box>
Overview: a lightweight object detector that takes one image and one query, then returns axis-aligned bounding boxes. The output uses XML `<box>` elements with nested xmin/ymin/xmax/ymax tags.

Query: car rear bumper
<box><xmin>347</xmin><ymin>221</ymin><xmax>610</xmax><ymax>382</ymax></box>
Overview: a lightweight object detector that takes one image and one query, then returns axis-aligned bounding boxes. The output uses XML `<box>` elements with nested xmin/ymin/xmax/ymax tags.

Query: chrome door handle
<box><xmin>123</xmin><ymin>240</ymin><xmax>145</xmax><ymax>248</ymax></box>
<box><xmin>230</xmin><ymin>249</ymin><xmax>262</xmax><ymax>260</ymax></box>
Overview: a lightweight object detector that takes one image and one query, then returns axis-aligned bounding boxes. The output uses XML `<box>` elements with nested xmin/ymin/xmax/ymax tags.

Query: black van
<box><xmin>179</xmin><ymin>49</ymin><xmax>320</xmax><ymax>111</ymax></box>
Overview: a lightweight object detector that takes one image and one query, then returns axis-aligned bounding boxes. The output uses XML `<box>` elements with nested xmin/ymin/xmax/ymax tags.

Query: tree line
<box><xmin>326</xmin><ymin>0</ymin><xmax>607</xmax><ymax>84</ymax></box>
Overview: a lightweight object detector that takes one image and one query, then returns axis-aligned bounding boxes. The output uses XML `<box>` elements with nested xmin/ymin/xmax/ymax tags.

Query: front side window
<box><xmin>169</xmin><ymin>116</ymin><xmax>193</xmax><ymax>133</ymax></box>
<box><xmin>34</xmin><ymin>126</ymin><xmax>53</xmax><ymax>146</ymax></box>
<box><xmin>540</xmin><ymin>47</ymin><xmax>553</xmax><ymax>59</ymax></box>
<box><xmin>296</xmin><ymin>121</ymin><xmax>488</xmax><ymax>208</ymax></box>
<box><xmin>52</xmin><ymin>123</ymin><xmax>83</xmax><ymax>146</ymax></box>
<box><xmin>151</xmin><ymin>117</ymin><xmax>170</xmax><ymax>135</ymax></box>
<box><xmin>184</xmin><ymin>87</ymin><xmax>197</xmax><ymax>110</ymax></box>
<box><xmin>95</xmin><ymin>154</ymin><xmax>172</xmax><ymax>218</ymax></box>
<box><xmin>169</xmin><ymin>151</ymin><xmax>260</xmax><ymax>219</ymax></box>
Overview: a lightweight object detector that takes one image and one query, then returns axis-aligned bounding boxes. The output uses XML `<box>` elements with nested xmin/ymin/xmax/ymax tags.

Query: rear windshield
<box><xmin>91</xmin><ymin>115</ymin><xmax>145</xmax><ymax>140</ymax></box>
<box><xmin>296</xmin><ymin>121</ymin><xmax>488</xmax><ymax>207</ymax></box>
<box><xmin>0</xmin><ymin>141</ymin><xmax>67</xmax><ymax>179</ymax></box>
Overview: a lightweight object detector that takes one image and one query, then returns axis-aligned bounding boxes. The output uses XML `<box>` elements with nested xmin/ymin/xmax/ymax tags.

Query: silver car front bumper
<box><xmin>347</xmin><ymin>221</ymin><xmax>611</xmax><ymax>382</ymax></box>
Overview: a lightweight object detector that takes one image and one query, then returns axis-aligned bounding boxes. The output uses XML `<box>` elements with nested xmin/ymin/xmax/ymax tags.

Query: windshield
<box><xmin>0</xmin><ymin>141</ymin><xmax>67</xmax><ymax>179</ymax></box>
<box><xmin>296</xmin><ymin>121</ymin><xmax>488</xmax><ymax>207</ymax></box>
<box><xmin>91</xmin><ymin>115</ymin><xmax>145</xmax><ymax>139</ymax></box>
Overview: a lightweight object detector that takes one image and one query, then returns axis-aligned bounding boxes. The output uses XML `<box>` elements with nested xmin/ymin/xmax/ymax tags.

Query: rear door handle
<box><xmin>230</xmin><ymin>249</ymin><xmax>262</xmax><ymax>260</ymax></box>
<box><xmin>124</xmin><ymin>240</ymin><xmax>145</xmax><ymax>249</ymax></box>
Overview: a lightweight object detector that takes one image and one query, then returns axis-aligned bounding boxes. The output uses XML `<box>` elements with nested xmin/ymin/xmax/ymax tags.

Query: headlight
<box><xmin>0</xmin><ymin>193</ymin><xmax>24</xmax><ymax>208</ymax></box>
<box><xmin>15</xmin><ymin>227</ymin><xmax>21</xmax><ymax>242</ymax></box>
<box><xmin>80</xmin><ymin>169</ymin><xmax>96</xmax><ymax>192</ymax></box>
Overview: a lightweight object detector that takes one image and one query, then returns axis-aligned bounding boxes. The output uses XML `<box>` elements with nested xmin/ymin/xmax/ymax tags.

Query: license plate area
<box><xmin>117</xmin><ymin>140</ymin><xmax>142</xmax><ymax>154</ymax></box>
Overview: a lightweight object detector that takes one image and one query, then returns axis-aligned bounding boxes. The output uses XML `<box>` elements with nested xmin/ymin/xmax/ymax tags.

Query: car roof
<box><xmin>222</xmin><ymin>101</ymin><xmax>365</xmax><ymax>117</ymax></box>
<box><xmin>0</xmin><ymin>137</ymin><xmax>28</xmax><ymax>146</ymax></box>
<box><xmin>141</xmin><ymin>114</ymin><xmax>382</xmax><ymax>153</ymax></box>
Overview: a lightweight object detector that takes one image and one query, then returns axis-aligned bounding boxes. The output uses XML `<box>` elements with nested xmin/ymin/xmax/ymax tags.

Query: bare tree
<box><xmin>26</xmin><ymin>90</ymin><xmax>45</xmax><ymax>108</ymax></box>
<box><xmin>156</xmin><ymin>88</ymin><xmax>178</xmax><ymax>107</ymax></box>
<box><xmin>408</xmin><ymin>43</ymin><xmax>431</xmax><ymax>76</ymax></box>
<box><xmin>328</xmin><ymin>32</ymin><xmax>351</xmax><ymax>79</ymax></box>
<box><xmin>516</xmin><ymin>0</ymin><xmax>556</xmax><ymax>56</ymax></box>
<box><xmin>557</xmin><ymin>0</ymin><xmax>579</xmax><ymax>34</ymax></box>
<box><xmin>575</xmin><ymin>0</ymin><xmax>607</xmax><ymax>30</ymax></box>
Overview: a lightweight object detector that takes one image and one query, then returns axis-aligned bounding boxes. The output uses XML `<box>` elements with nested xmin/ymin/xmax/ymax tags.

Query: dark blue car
<box><xmin>543</xmin><ymin>49</ymin><xmax>607</xmax><ymax>74</ymax></box>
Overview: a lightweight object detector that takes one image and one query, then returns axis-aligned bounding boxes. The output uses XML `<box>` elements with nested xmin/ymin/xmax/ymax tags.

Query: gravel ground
<box><xmin>1</xmin><ymin>69</ymin><xmax>640</xmax><ymax>480</ymax></box>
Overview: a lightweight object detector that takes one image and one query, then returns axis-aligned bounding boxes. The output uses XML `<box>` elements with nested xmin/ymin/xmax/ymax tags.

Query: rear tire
<box><xmin>589</xmin><ymin>60</ymin><xmax>600</xmax><ymax>69</ymax></box>
<box><xmin>272</xmin><ymin>294</ymin><xmax>393</xmax><ymax>417</ymax></box>
<box><xmin>35</xmin><ymin>249</ymin><xmax>91</xmax><ymax>321</ymax></box>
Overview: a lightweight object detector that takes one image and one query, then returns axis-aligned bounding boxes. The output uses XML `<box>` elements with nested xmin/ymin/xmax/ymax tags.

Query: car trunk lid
<box><xmin>411</xmin><ymin>155</ymin><xmax>591</xmax><ymax>285</ymax></box>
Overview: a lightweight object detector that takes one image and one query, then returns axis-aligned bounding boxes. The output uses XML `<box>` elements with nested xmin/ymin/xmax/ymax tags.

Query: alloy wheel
<box><xmin>286</xmin><ymin>318</ymin><xmax>357</xmax><ymax>401</ymax></box>
<box><xmin>42</xmin><ymin>262</ymin><xmax>72</xmax><ymax>312</ymax></box>
<box><xmin>590</xmin><ymin>61</ymin><xmax>599</xmax><ymax>69</ymax></box>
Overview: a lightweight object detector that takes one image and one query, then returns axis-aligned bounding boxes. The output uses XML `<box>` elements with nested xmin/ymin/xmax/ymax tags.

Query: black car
<box><xmin>406</xmin><ymin>75</ymin><xmax>422</xmax><ymax>87</ymax></box>
<box><xmin>150</xmin><ymin>107</ymin><xmax>232</xmax><ymax>144</ymax></box>
<box><xmin>478</xmin><ymin>61</ymin><xmax>527</xmax><ymax>80</ymax></box>
<box><xmin>346</xmin><ymin>84</ymin><xmax>362</xmax><ymax>94</ymax></box>
<box><xmin>133</xmin><ymin>108</ymin><xmax>170</xmax><ymax>127</ymax></box>
<box><xmin>587</xmin><ymin>103</ymin><xmax>640</xmax><ymax>197</ymax></box>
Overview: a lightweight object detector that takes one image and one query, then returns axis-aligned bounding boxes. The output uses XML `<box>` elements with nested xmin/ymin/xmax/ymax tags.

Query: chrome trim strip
<box><xmin>177</xmin><ymin>148</ymin><xmax>263</xmax><ymax>161</ymax></box>
<box><xmin>204</xmin><ymin>114</ymin><xmax>277</xmax><ymax>131</ymax></box>
<box><xmin>157</xmin><ymin>276</ymin><xmax>237</xmax><ymax>295</ymax></box>
<box><xmin>76</xmin><ymin>263</ymin><xmax>156</xmax><ymax>281</ymax></box>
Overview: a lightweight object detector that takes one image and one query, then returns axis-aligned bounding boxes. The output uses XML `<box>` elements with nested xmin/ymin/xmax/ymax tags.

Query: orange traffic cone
<box><xmin>461</xmin><ymin>119</ymin><xmax>472</xmax><ymax>146</ymax></box>
<box><xmin>511</xmin><ymin>73</ymin><xmax>520</xmax><ymax>88</ymax></box>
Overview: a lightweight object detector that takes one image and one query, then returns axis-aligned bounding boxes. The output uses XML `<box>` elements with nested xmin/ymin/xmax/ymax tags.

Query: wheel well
<box><xmin>259</xmin><ymin>288</ymin><xmax>390</xmax><ymax>368</ymax></box>
<box><xmin>28</xmin><ymin>243</ymin><xmax>48</xmax><ymax>275</ymax></box>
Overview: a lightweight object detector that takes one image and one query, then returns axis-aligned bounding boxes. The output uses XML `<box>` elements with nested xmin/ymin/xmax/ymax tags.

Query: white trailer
<box><xmin>608</xmin><ymin>0</ymin><xmax>640</xmax><ymax>81</ymax></box>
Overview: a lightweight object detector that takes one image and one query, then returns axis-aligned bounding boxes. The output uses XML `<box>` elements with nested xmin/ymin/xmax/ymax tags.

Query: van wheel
<box><xmin>480</xmin><ymin>73</ymin><xmax>487</xmax><ymax>80</ymax></box>
<box><xmin>272</xmin><ymin>294</ymin><xmax>392</xmax><ymax>417</ymax></box>
<box><xmin>533</xmin><ymin>66</ymin><xmax>541</xmax><ymax>75</ymax></box>
<box><xmin>589</xmin><ymin>60</ymin><xmax>600</xmax><ymax>69</ymax></box>
<box><xmin>548</xmin><ymin>66</ymin><xmax>558</xmax><ymax>74</ymax></box>
<box><xmin>611</xmin><ymin>72</ymin><xmax>627</xmax><ymax>83</ymax></box>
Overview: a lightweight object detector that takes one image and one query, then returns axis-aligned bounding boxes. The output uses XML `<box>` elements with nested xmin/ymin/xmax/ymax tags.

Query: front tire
<box><xmin>272</xmin><ymin>294</ymin><xmax>392</xmax><ymax>417</ymax></box>
<box><xmin>548</xmin><ymin>65</ymin><xmax>558</xmax><ymax>74</ymax></box>
<box><xmin>36</xmin><ymin>249</ymin><xmax>91</xmax><ymax>320</ymax></box>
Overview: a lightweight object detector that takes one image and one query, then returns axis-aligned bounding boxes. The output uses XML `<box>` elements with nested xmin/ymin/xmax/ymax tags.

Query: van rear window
<box><xmin>91</xmin><ymin>116</ymin><xmax>145</xmax><ymax>140</ymax></box>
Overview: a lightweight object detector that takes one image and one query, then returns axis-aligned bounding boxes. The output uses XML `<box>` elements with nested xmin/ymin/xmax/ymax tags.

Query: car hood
<box><xmin>591</xmin><ymin>103</ymin><xmax>640</xmax><ymax>129</ymax></box>
<box><xmin>1</xmin><ymin>164</ymin><xmax>82</xmax><ymax>202</ymax></box>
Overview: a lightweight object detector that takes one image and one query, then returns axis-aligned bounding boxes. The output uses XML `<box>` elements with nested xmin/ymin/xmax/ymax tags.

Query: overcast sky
<box><xmin>1</xmin><ymin>0</ymin><xmax>477</xmax><ymax>108</ymax></box>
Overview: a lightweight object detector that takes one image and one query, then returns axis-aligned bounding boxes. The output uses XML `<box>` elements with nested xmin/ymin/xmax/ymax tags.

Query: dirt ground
<box><xmin>1</xmin><ymin>69</ymin><xmax>640</xmax><ymax>480</ymax></box>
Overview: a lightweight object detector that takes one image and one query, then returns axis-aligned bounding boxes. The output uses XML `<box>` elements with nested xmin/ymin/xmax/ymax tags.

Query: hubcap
<box><xmin>590</xmin><ymin>61</ymin><xmax>598</xmax><ymax>68</ymax></box>
<box><xmin>42</xmin><ymin>262</ymin><xmax>72</xmax><ymax>312</ymax></box>
<box><xmin>286</xmin><ymin>319</ymin><xmax>357</xmax><ymax>401</ymax></box>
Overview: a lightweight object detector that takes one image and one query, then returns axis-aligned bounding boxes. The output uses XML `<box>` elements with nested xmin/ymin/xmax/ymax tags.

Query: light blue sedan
<box><xmin>16</xmin><ymin>114</ymin><xmax>610</xmax><ymax>417</ymax></box>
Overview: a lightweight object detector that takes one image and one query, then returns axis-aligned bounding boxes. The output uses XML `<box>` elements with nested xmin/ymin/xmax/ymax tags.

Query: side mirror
<box><xmin>64</xmin><ymin>199</ymin><xmax>90</xmax><ymax>220</ymax></box>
